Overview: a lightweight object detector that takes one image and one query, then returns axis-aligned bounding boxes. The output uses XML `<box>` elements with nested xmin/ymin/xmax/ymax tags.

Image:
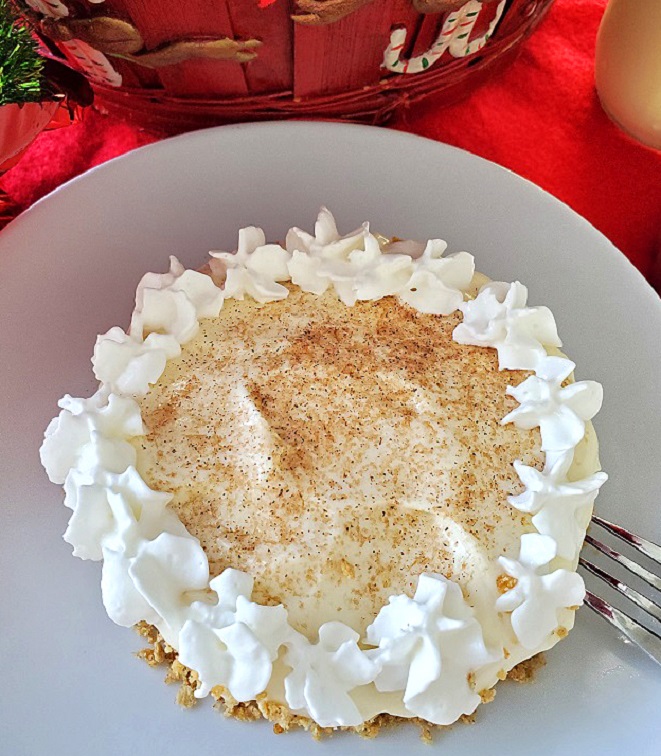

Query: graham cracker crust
<box><xmin>134</xmin><ymin>622</ymin><xmax>546</xmax><ymax>742</ymax></box>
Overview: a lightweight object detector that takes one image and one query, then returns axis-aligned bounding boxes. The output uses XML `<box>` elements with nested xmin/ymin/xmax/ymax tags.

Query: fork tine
<box><xmin>592</xmin><ymin>515</ymin><xmax>661</xmax><ymax>564</ymax></box>
<box><xmin>580</xmin><ymin>557</ymin><xmax>661</xmax><ymax>623</ymax></box>
<box><xmin>584</xmin><ymin>591</ymin><xmax>661</xmax><ymax>666</ymax></box>
<box><xmin>584</xmin><ymin>534</ymin><xmax>661</xmax><ymax>592</ymax></box>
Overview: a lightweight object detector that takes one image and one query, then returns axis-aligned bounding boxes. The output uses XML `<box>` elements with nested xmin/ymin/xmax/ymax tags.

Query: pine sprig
<box><xmin>0</xmin><ymin>0</ymin><xmax>46</xmax><ymax>105</ymax></box>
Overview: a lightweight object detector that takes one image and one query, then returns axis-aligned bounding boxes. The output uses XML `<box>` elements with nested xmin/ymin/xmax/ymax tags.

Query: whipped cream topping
<box><xmin>41</xmin><ymin>391</ymin><xmax>143</xmax><ymax>483</ymax></box>
<box><xmin>130</xmin><ymin>256</ymin><xmax>225</xmax><ymax>343</ymax></box>
<box><xmin>62</xmin><ymin>465</ymin><xmax>175</xmax><ymax>560</ymax></box>
<box><xmin>502</xmin><ymin>355</ymin><xmax>604</xmax><ymax>452</ymax></box>
<box><xmin>509</xmin><ymin>453</ymin><xmax>608</xmax><ymax>561</ymax></box>
<box><xmin>40</xmin><ymin>210</ymin><xmax>607</xmax><ymax>729</ymax></box>
<box><xmin>366</xmin><ymin>574</ymin><xmax>499</xmax><ymax>725</ymax></box>
<box><xmin>179</xmin><ymin>569</ymin><xmax>290</xmax><ymax>700</ymax></box>
<box><xmin>210</xmin><ymin>206</ymin><xmax>475</xmax><ymax>314</ymax></box>
<box><xmin>284</xmin><ymin>623</ymin><xmax>379</xmax><ymax>727</ymax></box>
<box><xmin>108</xmin><ymin>531</ymin><xmax>209</xmax><ymax>641</ymax></box>
<box><xmin>210</xmin><ymin>228</ymin><xmax>292</xmax><ymax>302</ymax></box>
<box><xmin>92</xmin><ymin>258</ymin><xmax>224</xmax><ymax>399</ymax></box>
<box><xmin>454</xmin><ymin>281</ymin><xmax>562</xmax><ymax>371</ymax></box>
<box><xmin>495</xmin><ymin>533</ymin><xmax>587</xmax><ymax>649</ymax></box>
<box><xmin>93</xmin><ymin>328</ymin><xmax>180</xmax><ymax>397</ymax></box>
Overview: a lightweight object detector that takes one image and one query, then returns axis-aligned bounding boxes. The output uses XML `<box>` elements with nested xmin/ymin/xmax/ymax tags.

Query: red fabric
<box><xmin>3</xmin><ymin>0</ymin><xmax>660</xmax><ymax>286</ymax></box>
<box><xmin>392</xmin><ymin>0</ymin><xmax>661</xmax><ymax>285</ymax></box>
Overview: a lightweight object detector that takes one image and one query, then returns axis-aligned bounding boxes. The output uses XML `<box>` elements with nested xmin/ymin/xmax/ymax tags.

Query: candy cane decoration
<box><xmin>61</xmin><ymin>39</ymin><xmax>123</xmax><ymax>87</ymax></box>
<box><xmin>383</xmin><ymin>0</ymin><xmax>506</xmax><ymax>74</ymax></box>
<box><xmin>25</xmin><ymin>0</ymin><xmax>121</xmax><ymax>87</ymax></box>
<box><xmin>25</xmin><ymin>0</ymin><xmax>69</xmax><ymax>18</ymax></box>
<box><xmin>25</xmin><ymin>0</ymin><xmax>106</xmax><ymax>18</ymax></box>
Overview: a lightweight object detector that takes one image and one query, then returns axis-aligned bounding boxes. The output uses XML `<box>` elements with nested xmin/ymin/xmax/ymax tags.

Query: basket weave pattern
<box><xmin>26</xmin><ymin>0</ymin><xmax>554</xmax><ymax>132</ymax></box>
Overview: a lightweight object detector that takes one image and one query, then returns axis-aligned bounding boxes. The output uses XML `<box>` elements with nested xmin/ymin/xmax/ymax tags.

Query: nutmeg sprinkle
<box><xmin>132</xmin><ymin>286</ymin><xmax>542</xmax><ymax>637</ymax></box>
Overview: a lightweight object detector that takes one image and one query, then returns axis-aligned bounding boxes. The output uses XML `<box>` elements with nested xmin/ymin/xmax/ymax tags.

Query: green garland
<box><xmin>0</xmin><ymin>0</ymin><xmax>45</xmax><ymax>105</ymax></box>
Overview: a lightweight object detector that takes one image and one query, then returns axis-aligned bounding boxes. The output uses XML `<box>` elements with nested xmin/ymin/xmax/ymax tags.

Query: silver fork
<box><xmin>580</xmin><ymin>515</ymin><xmax>661</xmax><ymax>665</ymax></box>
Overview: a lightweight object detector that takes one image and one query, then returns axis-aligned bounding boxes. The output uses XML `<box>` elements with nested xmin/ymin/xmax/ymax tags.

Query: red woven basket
<box><xmin>22</xmin><ymin>0</ymin><xmax>554</xmax><ymax>134</ymax></box>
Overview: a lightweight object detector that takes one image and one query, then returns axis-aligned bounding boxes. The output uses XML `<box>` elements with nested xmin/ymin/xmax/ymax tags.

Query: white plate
<box><xmin>1</xmin><ymin>123</ymin><xmax>659</xmax><ymax>756</ymax></box>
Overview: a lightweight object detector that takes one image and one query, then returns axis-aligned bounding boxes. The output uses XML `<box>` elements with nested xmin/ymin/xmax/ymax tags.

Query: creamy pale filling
<box><xmin>132</xmin><ymin>287</ymin><xmax>547</xmax><ymax>640</ymax></box>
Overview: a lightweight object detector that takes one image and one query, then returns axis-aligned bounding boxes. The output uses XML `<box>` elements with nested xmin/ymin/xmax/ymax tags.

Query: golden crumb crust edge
<box><xmin>134</xmin><ymin>622</ymin><xmax>546</xmax><ymax>742</ymax></box>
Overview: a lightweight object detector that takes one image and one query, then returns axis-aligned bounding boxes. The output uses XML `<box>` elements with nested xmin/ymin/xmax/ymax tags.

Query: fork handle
<box><xmin>584</xmin><ymin>591</ymin><xmax>661</xmax><ymax>667</ymax></box>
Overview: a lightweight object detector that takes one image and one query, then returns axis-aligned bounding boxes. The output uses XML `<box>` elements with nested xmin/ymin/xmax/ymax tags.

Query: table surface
<box><xmin>1</xmin><ymin>0</ymin><xmax>660</xmax><ymax>290</ymax></box>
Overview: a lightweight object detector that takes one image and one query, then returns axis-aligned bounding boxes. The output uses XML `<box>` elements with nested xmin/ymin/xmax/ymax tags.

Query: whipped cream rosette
<box><xmin>41</xmin><ymin>209</ymin><xmax>606</xmax><ymax>732</ymax></box>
